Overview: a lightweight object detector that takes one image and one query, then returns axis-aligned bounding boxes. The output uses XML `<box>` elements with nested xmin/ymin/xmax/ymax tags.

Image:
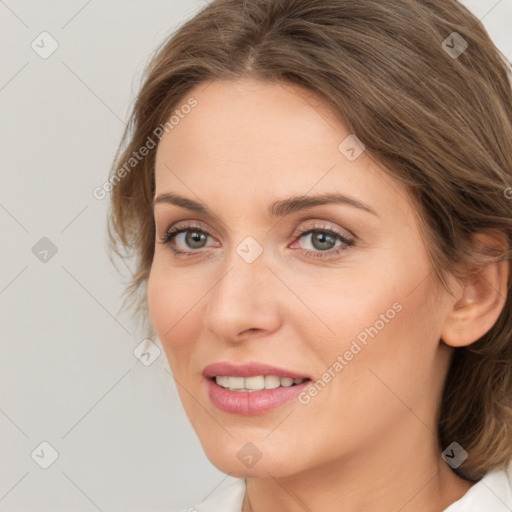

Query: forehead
<box><xmin>158</xmin><ymin>78</ymin><xmax>345</xmax><ymax>157</ymax></box>
<box><xmin>154</xmin><ymin>78</ymin><xmax>416</xmax><ymax>228</ymax></box>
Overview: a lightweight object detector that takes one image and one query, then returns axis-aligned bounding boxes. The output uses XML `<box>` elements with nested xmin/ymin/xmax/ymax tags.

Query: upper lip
<box><xmin>202</xmin><ymin>361</ymin><xmax>312</xmax><ymax>380</ymax></box>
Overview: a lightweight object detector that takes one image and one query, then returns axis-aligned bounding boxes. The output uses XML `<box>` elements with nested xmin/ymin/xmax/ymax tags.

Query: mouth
<box><xmin>202</xmin><ymin>361</ymin><xmax>313</xmax><ymax>414</ymax></box>
<box><xmin>205</xmin><ymin>374</ymin><xmax>312</xmax><ymax>415</ymax></box>
<box><xmin>211</xmin><ymin>375</ymin><xmax>311</xmax><ymax>392</ymax></box>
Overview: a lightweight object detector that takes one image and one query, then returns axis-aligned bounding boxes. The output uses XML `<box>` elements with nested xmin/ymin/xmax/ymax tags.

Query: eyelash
<box><xmin>158</xmin><ymin>221</ymin><xmax>355</xmax><ymax>260</ymax></box>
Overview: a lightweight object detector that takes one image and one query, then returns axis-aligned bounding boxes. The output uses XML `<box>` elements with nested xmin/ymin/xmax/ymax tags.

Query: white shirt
<box><xmin>177</xmin><ymin>459</ymin><xmax>512</xmax><ymax>511</ymax></box>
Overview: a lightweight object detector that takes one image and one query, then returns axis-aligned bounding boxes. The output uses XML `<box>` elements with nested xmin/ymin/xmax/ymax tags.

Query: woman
<box><xmin>107</xmin><ymin>0</ymin><xmax>512</xmax><ymax>510</ymax></box>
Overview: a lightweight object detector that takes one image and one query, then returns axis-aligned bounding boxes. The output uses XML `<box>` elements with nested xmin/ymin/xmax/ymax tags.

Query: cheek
<box><xmin>293</xmin><ymin>261</ymin><xmax>404</xmax><ymax>346</ymax></box>
<box><xmin>146</xmin><ymin>261</ymin><xmax>199</xmax><ymax>366</ymax></box>
<box><xmin>147</xmin><ymin>264</ymin><xmax>172</xmax><ymax>337</ymax></box>
<box><xmin>301</xmin><ymin>244</ymin><xmax>438</xmax><ymax>383</ymax></box>
<box><xmin>285</xmin><ymin>272</ymin><xmax>441</xmax><ymax>454</ymax></box>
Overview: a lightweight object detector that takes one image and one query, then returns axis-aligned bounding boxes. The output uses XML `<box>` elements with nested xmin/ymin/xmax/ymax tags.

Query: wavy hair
<box><xmin>107</xmin><ymin>0</ymin><xmax>512</xmax><ymax>480</ymax></box>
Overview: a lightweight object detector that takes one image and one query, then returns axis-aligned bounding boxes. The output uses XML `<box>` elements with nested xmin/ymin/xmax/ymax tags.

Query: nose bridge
<box><xmin>209</xmin><ymin>238</ymin><xmax>267</xmax><ymax>312</ymax></box>
<box><xmin>203</xmin><ymin>236</ymin><xmax>281</xmax><ymax>338</ymax></box>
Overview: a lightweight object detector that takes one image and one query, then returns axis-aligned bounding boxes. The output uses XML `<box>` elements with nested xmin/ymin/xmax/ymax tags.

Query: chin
<box><xmin>201</xmin><ymin>441</ymin><xmax>303</xmax><ymax>479</ymax></box>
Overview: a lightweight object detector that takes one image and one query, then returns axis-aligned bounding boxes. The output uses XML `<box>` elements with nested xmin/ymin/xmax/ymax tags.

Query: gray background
<box><xmin>1</xmin><ymin>1</ymin><xmax>511</xmax><ymax>511</ymax></box>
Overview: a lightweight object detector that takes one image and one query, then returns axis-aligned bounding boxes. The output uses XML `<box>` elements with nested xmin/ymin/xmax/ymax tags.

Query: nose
<box><xmin>203</xmin><ymin>246</ymin><xmax>282</xmax><ymax>343</ymax></box>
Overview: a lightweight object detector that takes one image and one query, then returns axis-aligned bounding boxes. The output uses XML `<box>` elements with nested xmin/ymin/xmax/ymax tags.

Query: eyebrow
<box><xmin>153</xmin><ymin>192</ymin><xmax>379</xmax><ymax>218</ymax></box>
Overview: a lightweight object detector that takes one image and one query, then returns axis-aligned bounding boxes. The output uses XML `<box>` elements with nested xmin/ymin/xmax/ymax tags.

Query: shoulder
<box><xmin>174</xmin><ymin>478</ymin><xmax>246</xmax><ymax>512</ymax></box>
<box><xmin>443</xmin><ymin>459</ymin><xmax>512</xmax><ymax>511</ymax></box>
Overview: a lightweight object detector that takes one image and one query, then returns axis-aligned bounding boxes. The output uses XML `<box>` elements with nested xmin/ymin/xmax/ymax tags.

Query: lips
<box><xmin>205</xmin><ymin>376</ymin><xmax>311</xmax><ymax>415</ymax></box>
<box><xmin>202</xmin><ymin>362</ymin><xmax>313</xmax><ymax>415</ymax></box>
<box><xmin>202</xmin><ymin>361</ymin><xmax>312</xmax><ymax>380</ymax></box>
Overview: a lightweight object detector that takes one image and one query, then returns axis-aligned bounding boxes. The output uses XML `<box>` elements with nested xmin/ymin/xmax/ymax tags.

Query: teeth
<box><xmin>264</xmin><ymin>375</ymin><xmax>280</xmax><ymax>389</ymax></box>
<box><xmin>281</xmin><ymin>377</ymin><xmax>293</xmax><ymax>387</ymax></box>
<box><xmin>246</xmin><ymin>376</ymin><xmax>265</xmax><ymax>390</ymax></box>
<box><xmin>215</xmin><ymin>375</ymin><xmax>306</xmax><ymax>391</ymax></box>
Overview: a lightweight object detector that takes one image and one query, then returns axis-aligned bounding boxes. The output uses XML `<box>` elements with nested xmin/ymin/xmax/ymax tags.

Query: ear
<box><xmin>441</xmin><ymin>230</ymin><xmax>509</xmax><ymax>348</ymax></box>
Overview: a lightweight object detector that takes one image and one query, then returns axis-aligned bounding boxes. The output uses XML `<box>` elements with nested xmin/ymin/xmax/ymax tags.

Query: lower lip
<box><xmin>205</xmin><ymin>378</ymin><xmax>311</xmax><ymax>415</ymax></box>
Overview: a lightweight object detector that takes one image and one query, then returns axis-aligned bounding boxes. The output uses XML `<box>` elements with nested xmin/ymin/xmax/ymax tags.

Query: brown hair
<box><xmin>107</xmin><ymin>0</ymin><xmax>512</xmax><ymax>480</ymax></box>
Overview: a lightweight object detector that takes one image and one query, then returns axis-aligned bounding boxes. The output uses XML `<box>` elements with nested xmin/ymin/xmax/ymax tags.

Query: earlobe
<box><xmin>441</xmin><ymin>231</ymin><xmax>509</xmax><ymax>348</ymax></box>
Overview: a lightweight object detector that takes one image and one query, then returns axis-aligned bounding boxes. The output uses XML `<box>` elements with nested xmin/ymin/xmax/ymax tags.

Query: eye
<box><xmin>158</xmin><ymin>221</ymin><xmax>218</xmax><ymax>256</ymax></box>
<box><xmin>157</xmin><ymin>221</ymin><xmax>355</xmax><ymax>260</ymax></box>
<box><xmin>291</xmin><ymin>224</ymin><xmax>354</xmax><ymax>260</ymax></box>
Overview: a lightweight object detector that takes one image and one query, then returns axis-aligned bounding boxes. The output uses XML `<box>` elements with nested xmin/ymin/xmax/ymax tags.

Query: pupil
<box><xmin>313</xmin><ymin>231</ymin><xmax>335</xmax><ymax>251</ymax></box>
<box><xmin>186</xmin><ymin>231</ymin><xmax>206</xmax><ymax>248</ymax></box>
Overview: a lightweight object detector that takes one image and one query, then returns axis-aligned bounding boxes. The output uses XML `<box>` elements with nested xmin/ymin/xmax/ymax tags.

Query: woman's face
<box><xmin>147</xmin><ymin>78</ymin><xmax>455</xmax><ymax>477</ymax></box>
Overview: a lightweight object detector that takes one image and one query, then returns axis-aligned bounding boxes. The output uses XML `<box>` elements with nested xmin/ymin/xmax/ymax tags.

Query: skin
<box><xmin>147</xmin><ymin>78</ymin><xmax>508</xmax><ymax>511</ymax></box>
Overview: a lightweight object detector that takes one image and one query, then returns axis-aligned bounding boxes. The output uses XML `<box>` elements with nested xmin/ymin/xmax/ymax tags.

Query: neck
<box><xmin>242</xmin><ymin>419</ymin><xmax>474</xmax><ymax>512</ymax></box>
